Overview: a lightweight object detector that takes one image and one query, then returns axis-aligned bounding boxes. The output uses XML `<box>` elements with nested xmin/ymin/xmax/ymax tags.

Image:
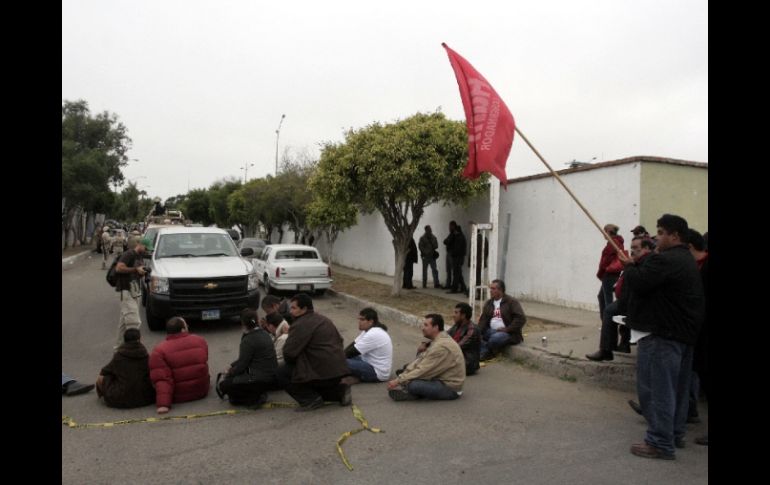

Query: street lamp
<box><xmin>240</xmin><ymin>163</ymin><xmax>254</xmax><ymax>184</ymax></box>
<box><xmin>275</xmin><ymin>114</ymin><xmax>286</xmax><ymax>175</ymax></box>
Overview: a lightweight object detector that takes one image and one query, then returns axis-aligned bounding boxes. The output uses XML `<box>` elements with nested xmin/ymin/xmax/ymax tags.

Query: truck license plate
<box><xmin>202</xmin><ymin>309</ymin><xmax>220</xmax><ymax>320</ymax></box>
<box><xmin>298</xmin><ymin>284</ymin><xmax>312</xmax><ymax>292</ymax></box>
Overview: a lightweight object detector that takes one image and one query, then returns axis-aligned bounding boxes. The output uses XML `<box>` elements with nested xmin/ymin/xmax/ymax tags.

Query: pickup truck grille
<box><xmin>170</xmin><ymin>276</ymin><xmax>248</xmax><ymax>299</ymax></box>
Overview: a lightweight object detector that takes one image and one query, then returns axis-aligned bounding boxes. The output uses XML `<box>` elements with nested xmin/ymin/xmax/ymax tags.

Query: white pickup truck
<box><xmin>252</xmin><ymin>244</ymin><xmax>332</xmax><ymax>296</ymax></box>
<box><xmin>141</xmin><ymin>226</ymin><xmax>260</xmax><ymax>330</ymax></box>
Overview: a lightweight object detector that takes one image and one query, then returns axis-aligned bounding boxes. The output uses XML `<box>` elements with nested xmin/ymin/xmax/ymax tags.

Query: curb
<box><xmin>328</xmin><ymin>288</ymin><xmax>636</xmax><ymax>393</ymax></box>
<box><xmin>62</xmin><ymin>249</ymin><xmax>94</xmax><ymax>268</ymax></box>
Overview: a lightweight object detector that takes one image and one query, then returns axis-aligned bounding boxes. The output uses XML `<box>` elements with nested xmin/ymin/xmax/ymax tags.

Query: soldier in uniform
<box><xmin>127</xmin><ymin>229</ymin><xmax>142</xmax><ymax>252</ymax></box>
<box><xmin>101</xmin><ymin>227</ymin><xmax>112</xmax><ymax>269</ymax></box>
<box><xmin>113</xmin><ymin>230</ymin><xmax>126</xmax><ymax>258</ymax></box>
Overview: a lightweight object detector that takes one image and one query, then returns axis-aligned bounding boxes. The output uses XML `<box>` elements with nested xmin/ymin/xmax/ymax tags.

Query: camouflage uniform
<box><xmin>101</xmin><ymin>229</ymin><xmax>112</xmax><ymax>269</ymax></box>
<box><xmin>127</xmin><ymin>230</ymin><xmax>142</xmax><ymax>251</ymax></box>
<box><xmin>112</xmin><ymin>231</ymin><xmax>126</xmax><ymax>258</ymax></box>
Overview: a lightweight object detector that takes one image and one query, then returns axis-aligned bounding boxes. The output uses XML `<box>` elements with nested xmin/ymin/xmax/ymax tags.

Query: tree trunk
<box><xmin>390</xmin><ymin>234</ymin><xmax>411</xmax><ymax>296</ymax></box>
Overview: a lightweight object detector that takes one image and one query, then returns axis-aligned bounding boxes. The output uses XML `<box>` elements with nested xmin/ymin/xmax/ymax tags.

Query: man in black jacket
<box><xmin>620</xmin><ymin>214</ymin><xmax>704</xmax><ymax>460</ymax></box>
<box><xmin>447</xmin><ymin>223</ymin><xmax>468</xmax><ymax>294</ymax></box>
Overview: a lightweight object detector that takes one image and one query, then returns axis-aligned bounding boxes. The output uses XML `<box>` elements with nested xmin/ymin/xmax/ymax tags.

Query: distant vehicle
<box><xmin>252</xmin><ymin>244</ymin><xmax>332</xmax><ymax>296</ymax></box>
<box><xmin>237</xmin><ymin>238</ymin><xmax>267</xmax><ymax>260</ymax></box>
<box><xmin>226</xmin><ymin>229</ymin><xmax>241</xmax><ymax>243</ymax></box>
<box><xmin>141</xmin><ymin>227</ymin><xmax>260</xmax><ymax>331</ymax></box>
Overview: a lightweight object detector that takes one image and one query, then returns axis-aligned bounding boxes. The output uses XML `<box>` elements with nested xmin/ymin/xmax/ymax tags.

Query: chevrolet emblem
<box><xmin>204</xmin><ymin>282</ymin><xmax>218</xmax><ymax>290</ymax></box>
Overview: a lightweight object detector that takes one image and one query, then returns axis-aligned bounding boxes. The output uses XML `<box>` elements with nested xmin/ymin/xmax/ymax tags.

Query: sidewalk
<box><xmin>330</xmin><ymin>264</ymin><xmax>637</xmax><ymax>392</ymax></box>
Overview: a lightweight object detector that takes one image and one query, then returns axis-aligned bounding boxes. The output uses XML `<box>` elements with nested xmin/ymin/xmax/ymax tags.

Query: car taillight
<box><xmin>275</xmin><ymin>267</ymin><xmax>280</xmax><ymax>278</ymax></box>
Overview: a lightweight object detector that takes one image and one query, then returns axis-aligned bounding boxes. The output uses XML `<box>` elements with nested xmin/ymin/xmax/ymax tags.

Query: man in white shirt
<box><xmin>477</xmin><ymin>280</ymin><xmax>527</xmax><ymax>360</ymax></box>
<box><xmin>343</xmin><ymin>308</ymin><xmax>393</xmax><ymax>384</ymax></box>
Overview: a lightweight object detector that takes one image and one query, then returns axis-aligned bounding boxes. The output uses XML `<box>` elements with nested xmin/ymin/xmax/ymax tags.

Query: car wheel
<box><xmin>315</xmin><ymin>289</ymin><xmax>327</xmax><ymax>296</ymax></box>
<box><xmin>145</xmin><ymin>299</ymin><xmax>165</xmax><ymax>331</ymax></box>
<box><xmin>263</xmin><ymin>274</ymin><xmax>273</xmax><ymax>295</ymax></box>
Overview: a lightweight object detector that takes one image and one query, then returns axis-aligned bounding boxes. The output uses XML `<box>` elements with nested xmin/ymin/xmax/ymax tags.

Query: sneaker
<box><xmin>294</xmin><ymin>397</ymin><xmax>324</xmax><ymax>412</ymax></box>
<box><xmin>65</xmin><ymin>382</ymin><xmax>95</xmax><ymax>396</ymax></box>
<box><xmin>388</xmin><ymin>388</ymin><xmax>418</xmax><ymax>401</ymax></box>
<box><xmin>630</xmin><ymin>442</ymin><xmax>675</xmax><ymax>460</ymax></box>
<box><xmin>340</xmin><ymin>384</ymin><xmax>352</xmax><ymax>406</ymax></box>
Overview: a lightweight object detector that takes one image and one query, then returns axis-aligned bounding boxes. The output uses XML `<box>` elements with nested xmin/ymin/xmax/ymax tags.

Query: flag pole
<box><xmin>514</xmin><ymin>126</ymin><xmax>623</xmax><ymax>254</ymax></box>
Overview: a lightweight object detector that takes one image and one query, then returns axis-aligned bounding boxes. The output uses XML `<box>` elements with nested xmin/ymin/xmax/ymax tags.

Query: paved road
<box><xmin>62</xmin><ymin>254</ymin><xmax>708</xmax><ymax>484</ymax></box>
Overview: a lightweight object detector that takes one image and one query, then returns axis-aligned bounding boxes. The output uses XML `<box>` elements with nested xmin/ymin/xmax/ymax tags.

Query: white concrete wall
<box><xmin>498</xmin><ymin>162</ymin><xmax>641</xmax><ymax>310</ymax></box>
<box><xmin>321</xmin><ymin>194</ymin><xmax>491</xmax><ymax>284</ymax></box>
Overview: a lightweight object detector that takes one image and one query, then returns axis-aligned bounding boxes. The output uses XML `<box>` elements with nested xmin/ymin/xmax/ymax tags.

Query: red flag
<box><xmin>442</xmin><ymin>43</ymin><xmax>515</xmax><ymax>185</ymax></box>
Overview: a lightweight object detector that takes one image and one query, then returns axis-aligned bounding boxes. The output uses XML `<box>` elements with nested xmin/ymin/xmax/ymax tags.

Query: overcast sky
<box><xmin>62</xmin><ymin>0</ymin><xmax>707</xmax><ymax>202</ymax></box>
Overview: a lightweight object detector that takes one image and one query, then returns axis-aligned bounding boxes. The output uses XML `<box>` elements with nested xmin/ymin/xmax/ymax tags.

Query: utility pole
<box><xmin>275</xmin><ymin>114</ymin><xmax>286</xmax><ymax>176</ymax></box>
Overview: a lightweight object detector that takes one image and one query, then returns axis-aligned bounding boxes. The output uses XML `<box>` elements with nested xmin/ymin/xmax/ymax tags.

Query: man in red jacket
<box><xmin>149</xmin><ymin>317</ymin><xmax>210</xmax><ymax>414</ymax></box>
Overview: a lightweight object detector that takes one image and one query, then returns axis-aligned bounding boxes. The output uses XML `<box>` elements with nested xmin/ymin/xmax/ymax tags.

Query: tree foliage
<box><xmin>312</xmin><ymin>111</ymin><xmax>487</xmax><ymax>294</ymax></box>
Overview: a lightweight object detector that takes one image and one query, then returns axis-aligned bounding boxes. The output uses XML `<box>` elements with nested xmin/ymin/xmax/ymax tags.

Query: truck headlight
<box><xmin>151</xmin><ymin>276</ymin><xmax>170</xmax><ymax>295</ymax></box>
<box><xmin>248</xmin><ymin>273</ymin><xmax>259</xmax><ymax>291</ymax></box>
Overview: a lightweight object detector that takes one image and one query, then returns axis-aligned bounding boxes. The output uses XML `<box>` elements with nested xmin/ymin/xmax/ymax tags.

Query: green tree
<box><xmin>62</xmin><ymin>99</ymin><xmax>132</xmax><ymax>246</ymax></box>
<box><xmin>181</xmin><ymin>189</ymin><xmax>212</xmax><ymax>226</ymax></box>
<box><xmin>207</xmin><ymin>179</ymin><xmax>242</xmax><ymax>228</ymax></box>
<box><xmin>313</xmin><ymin>111</ymin><xmax>487</xmax><ymax>295</ymax></box>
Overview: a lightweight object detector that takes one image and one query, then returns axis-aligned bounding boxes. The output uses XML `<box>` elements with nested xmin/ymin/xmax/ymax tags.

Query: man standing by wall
<box><xmin>447</xmin><ymin>222</ymin><xmax>468</xmax><ymax>294</ymax></box>
<box><xmin>621</xmin><ymin>214</ymin><xmax>704</xmax><ymax>460</ymax></box>
<box><xmin>418</xmin><ymin>225</ymin><xmax>440</xmax><ymax>289</ymax></box>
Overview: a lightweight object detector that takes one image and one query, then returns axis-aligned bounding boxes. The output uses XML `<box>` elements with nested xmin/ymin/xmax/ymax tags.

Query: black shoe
<box><xmin>65</xmin><ymin>382</ymin><xmax>95</xmax><ymax>396</ymax></box>
<box><xmin>246</xmin><ymin>393</ymin><xmax>269</xmax><ymax>409</ymax></box>
<box><xmin>616</xmin><ymin>343</ymin><xmax>631</xmax><ymax>353</ymax></box>
<box><xmin>694</xmin><ymin>434</ymin><xmax>708</xmax><ymax>446</ymax></box>
<box><xmin>675</xmin><ymin>437</ymin><xmax>686</xmax><ymax>449</ymax></box>
<box><xmin>585</xmin><ymin>350</ymin><xmax>613</xmax><ymax>361</ymax></box>
<box><xmin>388</xmin><ymin>388</ymin><xmax>418</xmax><ymax>401</ymax></box>
<box><xmin>628</xmin><ymin>399</ymin><xmax>643</xmax><ymax>415</ymax></box>
<box><xmin>687</xmin><ymin>415</ymin><xmax>701</xmax><ymax>424</ymax></box>
<box><xmin>480</xmin><ymin>351</ymin><xmax>494</xmax><ymax>362</ymax></box>
<box><xmin>434</xmin><ymin>284</ymin><xmax>442</xmax><ymax>289</ymax></box>
<box><xmin>340</xmin><ymin>384</ymin><xmax>352</xmax><ymax>406</ymax></box>
<box><xmin>294</xmin><ymin>397</ymin><xmax>324</xmax><ymax>412</ymax></box>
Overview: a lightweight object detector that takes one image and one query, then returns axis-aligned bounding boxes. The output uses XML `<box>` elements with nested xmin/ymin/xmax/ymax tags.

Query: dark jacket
<box><xmin>282</xmin><ymin>311</ymin><xmax>349</xmax><ymax>383</ymax></box>
<box><xmin>446</xmin><ymin>321</ymin><xmax>481</xmax><ymax>375</ymax></box>
<box><xmin>406</xmin><ymin>238</ymin><xmax>418</xmax><ymax>265</ymax></box>
<box><xmin>99</xmin><ymin>341</ymin><xmax>156</xmax><ymax>408</ymax></box>
<box><xmin>623</xmin><ymin>244</ymin><xmax>704</xmax><ymax>345</ymax></box>
<box><xmin>418</xmin><ymin>232</ymin><xmax>438</xmax><ymax>258</ymax></box>
<box><xmin>477</xmin><ymin>294</ymin><xmax>527</xmax><ymax>345</ymax></box>
<box><xmin>116</xmin><ymin>249</ymin><xmax>144</xmax><ymax>291</ymax></box>
<box><xmin>449</xmin><ymin>228</ymin><xmax>467</xmax><ymax>259</ymax></box>
<box><xmin>149</xmin><ymin>332</ymin><xmax>210</xmax><ymax>407</ymax></box>
<box><xmin>228</xmin><ymin>327</ymin><xmax>278</xmax><ymax>383</ymax></box>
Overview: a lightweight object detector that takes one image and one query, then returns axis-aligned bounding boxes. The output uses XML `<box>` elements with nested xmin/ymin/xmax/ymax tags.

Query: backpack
<box><xmin>106</xmin><ymin>255</ymin><xmax>121</xmax><ymax>287</ymax></box>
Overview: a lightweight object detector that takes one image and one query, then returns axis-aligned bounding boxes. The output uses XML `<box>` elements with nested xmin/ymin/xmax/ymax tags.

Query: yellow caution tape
<box><xmin>335</xmin><ymin>404</ymin><xmax>384</xmax><ymax>471</ymax></box>
<box><xmin>61</xmin><ymin>401</ymin><xmax>298</xmax><ymax>429</ymax></box>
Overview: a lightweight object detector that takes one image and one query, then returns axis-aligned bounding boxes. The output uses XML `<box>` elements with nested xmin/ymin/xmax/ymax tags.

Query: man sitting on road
<box><xmin>262</xmin><ymin>312</ymin><xmax>290</xmax><ymax>366</ymax></box>
<box><xmin>447</xmin><ymin>303</ymin><xmax>481</xmax><ymax>376</ymax></box>
<box><xmin>149</xmin><ymin>317</ymin><xmax>210</xmax><ymax>414</ymax></box>
<box><xmin>261</xmin><ymin>294</ymin><xmax>293</xmax><ymax>325</ymax></box>
<box><xmin>478</xmin><ymin>279</ymin><xmax>527</xmax><ymax>361</ymax></box>
<box><xmin>387</xmin><ymin>314</ymin><xmax>465</xmax><ymax>401</ymax></box>
<box><xmin>96</xmin><ymin>328</ymin><xmax>156</xmax><ymax>408</ymax></box>
<box><xmin>343</xmin><ymin>308</ymin><xmax>393</xmax><ymax>384</ymax></box>
<box><xmin>282</xmin><ymin>293</ymin><xmax>352</xmax><ymax>411</ymax></box>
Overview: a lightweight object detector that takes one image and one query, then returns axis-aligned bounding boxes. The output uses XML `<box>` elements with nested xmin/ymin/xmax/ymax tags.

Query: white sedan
<box><xmin>252</xmin><ymin>244</ymin><xmax>332</xmax><ymax>296</ymax></box>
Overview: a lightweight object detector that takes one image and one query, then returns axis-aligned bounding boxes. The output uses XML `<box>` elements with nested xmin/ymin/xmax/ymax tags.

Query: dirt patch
<box><xmin>331</xmin><ymin>272</ymin><xmax>567</xmax><ymax>333</ymax></box>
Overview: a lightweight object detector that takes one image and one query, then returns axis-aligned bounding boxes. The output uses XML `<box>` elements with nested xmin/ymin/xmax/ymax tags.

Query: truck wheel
<box><xmin>315</xmin><ymin>289</ymin><xmax>327</xmax><ymax>296</ymax></box>
<box><xmin>145</xmin><ymin>300</ymin><xmax>165</xmax><ymax>331</ymax></box>
<box><xmin>263</xmin><ymin>274</ymin><xmax>273</xmax><ymax>295</ymax></box>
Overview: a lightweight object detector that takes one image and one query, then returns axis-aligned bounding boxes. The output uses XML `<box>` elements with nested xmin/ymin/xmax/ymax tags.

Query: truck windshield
<box><xmin>155</xmin><ymin>233</ymin><xmax>239</xmax><ymax>259</ymax></box>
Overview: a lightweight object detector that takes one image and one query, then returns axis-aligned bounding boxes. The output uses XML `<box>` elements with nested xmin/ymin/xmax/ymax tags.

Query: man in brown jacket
<box><xmin>478</xmin><ymin>279</ymin><xmax>527</xmax><ymax>360</ymax></box>
<box><xmin>282</xmin><ymin>293</ymin><xmax>352</xmax><ymax>411</ymax></box>
<box><xmin>387</xmin><ymin>314</ymin><xmax>465</xmax><ymax>401</ymax></box>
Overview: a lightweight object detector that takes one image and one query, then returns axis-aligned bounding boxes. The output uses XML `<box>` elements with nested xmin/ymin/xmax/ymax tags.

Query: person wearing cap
<box><xmin>113</xmin><ymin>237</ymin><xmax>151</xmax><ymax>349</ymax></box>
<box><xmin>631</xmin><ymin>225</ymin><xmax>649</xmax><ymax>238</ymax></box>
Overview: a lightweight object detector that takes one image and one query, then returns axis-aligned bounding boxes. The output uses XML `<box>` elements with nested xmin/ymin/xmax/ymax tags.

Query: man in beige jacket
<box><xmin>387</xmin><ymin>314</ymin><xmax>465</xmax><ymax>401</ymax></box>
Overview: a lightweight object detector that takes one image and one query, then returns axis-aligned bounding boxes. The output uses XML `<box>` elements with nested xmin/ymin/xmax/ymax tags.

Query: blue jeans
<box><xmin>636</xmin><ymin>335</ymin><xmax>693</xmax><ymax>455</ymax></box>
<box><xmin>480</xmin><ymin>326</ymin><xmax>513</xmax><ymax>355</ymax></box>
<box><xmin>406</xmin><ymin>379</ymin><xmax>459</xmax><ymax>400</ymax></box>
<box><xmin>346</xmin><ymin>356</ymin><xmax>381</xmax><ymax>382</ymax></box>
<box><xmin>421</xmin><ymin>256</ymin><xmax>440</xmax><ymax>287</ymax></box>
<box><xmin>597</xmin><ymin>274</ymin><xmax>619</xmax><ymax>317</ymax></box>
